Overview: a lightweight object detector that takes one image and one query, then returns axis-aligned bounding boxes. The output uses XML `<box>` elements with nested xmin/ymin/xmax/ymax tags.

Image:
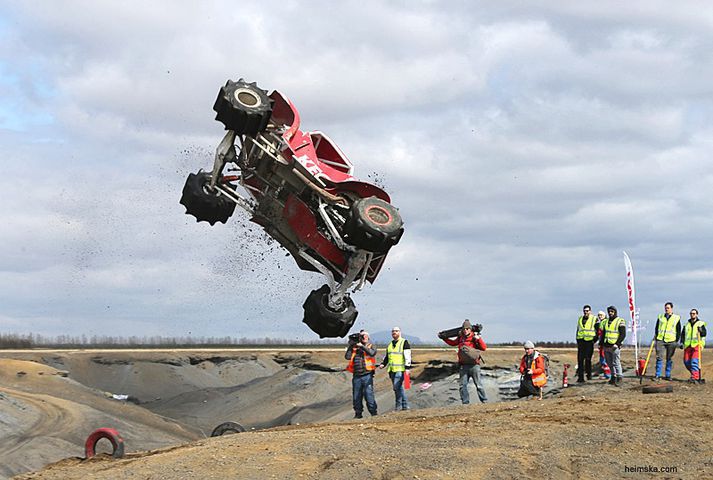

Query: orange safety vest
<box><xmin>346</xmin><ymin>346</ymin><xmax>376</xmax><ymax>373</ymax></box>
<box><xmin>530</xmin><ymin>352</ymin><xmax>547</xmax><ymax>388</ymax></box>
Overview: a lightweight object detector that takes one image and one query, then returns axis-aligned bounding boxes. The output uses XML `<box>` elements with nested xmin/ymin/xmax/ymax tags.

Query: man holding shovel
<box><xmin>681</xmin><ymin>309</ymin><xmax>707</xmax><ymax>383</ymax></box>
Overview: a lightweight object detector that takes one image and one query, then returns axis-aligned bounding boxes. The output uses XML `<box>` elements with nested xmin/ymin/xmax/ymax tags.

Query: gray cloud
<box><xmin>1</xmin><ymin>1</ymin><xmax>712</xmax><ymax>343</ymax></box>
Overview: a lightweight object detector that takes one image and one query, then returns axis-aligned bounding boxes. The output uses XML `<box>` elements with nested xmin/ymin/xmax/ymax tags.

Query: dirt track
<box><xmin>2</xmin><ymin>347</ymin><xmax>711</xmax><ymax>479</ymax></box>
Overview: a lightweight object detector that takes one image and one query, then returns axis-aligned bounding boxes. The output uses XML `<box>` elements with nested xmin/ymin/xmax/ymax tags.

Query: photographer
<box><xmin>345</xmin><ymin>330</ymin><xmax>378</xmax><ymax>418</ymax></box>
<box><xmin>440</xmin><ymin>319</ymin><xmax>488</xmax><ymax>404</ymax></box>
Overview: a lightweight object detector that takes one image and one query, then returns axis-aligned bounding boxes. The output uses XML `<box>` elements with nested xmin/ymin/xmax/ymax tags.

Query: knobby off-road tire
<box><xmin>180</xmin><ymin>171</ymin><xmax>237</xmax><ymax>225</ymax></box>
<box><xmin>214</xmin><ymin>79</ymin><xmax>273</xmax><ymax>135</ymax></box>
<box><xmin>210</xmin><ymin>421</ymin><xmax>246</xmax><ymax>437</ymax></box>
<box><xmin>344</xmin><ymin>196</ymin><xmax>404</xmax><ymax>253</ymax></box>
<box><xmin>642</xmin><ymin>384</ymin><xmax>674</xmax><ymax>394</ymax></box>
<box><xmin>302</xmin><ymin>284</ymin><xmax>358</xmax><ymax>338</ymax></box>
<box><xmin>84</xmin><ymin>428</ymin><xmax>125</xmax><ymax>459</ymax></box>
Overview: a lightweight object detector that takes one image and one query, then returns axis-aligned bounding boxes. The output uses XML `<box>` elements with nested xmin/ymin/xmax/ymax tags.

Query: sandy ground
<box><xmin>1</xmin><ymin>347</ymin><xmax>710</xmax><ymax>479</ymax></box>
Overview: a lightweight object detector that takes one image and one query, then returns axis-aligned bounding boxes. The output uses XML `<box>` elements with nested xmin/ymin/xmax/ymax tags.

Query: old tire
<box><xmin>210</xmin><ymin>421</ymin><xmax>246</xmax><ymax>437</ymax></box>
<box><xmin>344</xmin><ymin>196</ymin><xmax>404</xmax><ymax>253</ymax></box>
<box><xmin>180</xmin><ymin>171</ymin><xmax>236</xmax><ymax>225</ymax></box>
<box><xmin>302</xmin><ymin>284</ymin><xmax>358</xmax><ymax>338</ymax></box>
<box><xmin>642</xmin><ymin>384</ymin><xmax>673</xmax><ymax>394</ymax></box>
<box><xmin>84</xmin><ymin>428</ymin><xmax>125</xmax><ymax>459</ymax></box>
<box><xmin>213</xmin><ymin>79</ymin><xmax>273</xmax><ymax>135</ymax></box>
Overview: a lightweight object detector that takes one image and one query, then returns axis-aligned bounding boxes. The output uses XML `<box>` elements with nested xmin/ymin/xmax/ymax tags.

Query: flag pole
<box><xmin>623</xmin><ymin>251</ymin><xmax>639</xmax><ymax>368</ymax></box>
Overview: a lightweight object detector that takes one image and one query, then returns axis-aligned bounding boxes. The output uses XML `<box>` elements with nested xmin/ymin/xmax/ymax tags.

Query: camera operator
<box><xmin>345</xmin><ymin>330</ymin><xmax>378</xmax><ymax>418</ymax></box>
<box><xmin>441</xmin><ymin>319</ymin><xmax>488</xmax><ymax>404</ymax></box>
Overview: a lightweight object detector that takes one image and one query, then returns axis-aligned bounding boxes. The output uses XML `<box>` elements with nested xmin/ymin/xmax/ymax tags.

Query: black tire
<box><xmin>302</xmin><ymin>284</ymin><xmax>358</xmax><ymax>338</ymax></box>
<box><xmin>210</xmin><ymin>421</ymin><xmax>246</xmax><ymax>437</ymax></box>
<box><xmin>642</xmin><ymin>384</ymin><xmax>673</xmax><ymax>394</ymax></box>
<box><xmin>180</xmin><ymin>171</ymin><xmax>236</xmax><ymax>225</ymax></box>
<box><xmin>213</xmin><ymin>79</ymin><xmax>273</xmax><ymax>134</ymax></box>
<box><xmin>344</xmin><ymin>196</ymin><xmax>404</xmax><ymax>253</ymax></box>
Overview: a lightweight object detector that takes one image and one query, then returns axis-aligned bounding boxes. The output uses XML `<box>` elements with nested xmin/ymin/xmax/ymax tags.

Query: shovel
<box><xmin>698</xmin><ymin>331</ymin><xmax>706</xmax><ymax>384</ymax></box>
<box><xmin>640</xmin><ymin>336</ymin><xmax>656</xmax><ymax>385</ymax></box>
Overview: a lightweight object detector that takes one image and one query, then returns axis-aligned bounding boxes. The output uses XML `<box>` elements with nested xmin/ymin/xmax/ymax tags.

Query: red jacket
<box><xmin>444</xmin><ymin>333</ymin><xmax>487</xmax><ymax>365</ymax></box>
<box><xmin>519</xmin><ymin>351</ymin><xmax>547</xmax><ymax>387</ymax></box>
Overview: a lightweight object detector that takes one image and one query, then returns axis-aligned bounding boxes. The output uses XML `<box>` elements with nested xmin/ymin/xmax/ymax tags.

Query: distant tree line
<box><xmin>0</xmin><ymin>333</ymin><xmax>582</xmax><ymax>350</ymax></box>
<box><xmin>494</xmin><ymin>340</ymin><xmax>577</xmax><ymax>348</ymax></box>
<box><xmin>0</xmin><ymin>332</ymin><xmax>345</xmax><ymax>349</ymax></box>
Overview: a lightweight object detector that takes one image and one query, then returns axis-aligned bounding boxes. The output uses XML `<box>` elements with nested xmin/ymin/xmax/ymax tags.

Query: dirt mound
<box><xmin>16</xmin><ymin>379</ymin><xmax>712</xmax><ymax>479</ymax></box>
<box><xmin>3</xmin><ymin>348</ymin><xmax>710</xmax><ymax>479</ymax></box>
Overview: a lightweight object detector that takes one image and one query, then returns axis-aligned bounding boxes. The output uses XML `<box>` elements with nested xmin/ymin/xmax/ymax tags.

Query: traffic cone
<box><xmin>562</xmin><ymin>363</ymin><xmax>569</xmax><ymax>388</ymax></box>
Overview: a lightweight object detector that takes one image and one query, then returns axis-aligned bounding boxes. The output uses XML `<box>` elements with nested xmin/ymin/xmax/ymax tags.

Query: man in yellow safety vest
<box><xmin>600</xmin><ymin>306</ymin><xmax>626</xmax><ymax>386</ymax></box>
<box><xmin>680</xmin><ymin>309</ymin><xmax>707</xmax><ymax>383</ymax></box>
<box><xmin>575</xmin><ymin>305</ymin><xmax>599</xmax><ymax>383</ymax></box>
<box><xmin>378</xmin><ymin>326</ymin><xmax>411</xmax><ymax>411</ymax></box>
<box><xmin>654</xmin><ymin>302</ymin><xmax>681</xmax><ymax>381</ymax></box>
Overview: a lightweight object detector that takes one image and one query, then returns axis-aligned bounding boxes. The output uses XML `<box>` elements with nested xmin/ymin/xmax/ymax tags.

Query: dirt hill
<box><xmin>2</xmin><ymin>347</ymin><xmax>710</xmax><ymax>479</ymax></box>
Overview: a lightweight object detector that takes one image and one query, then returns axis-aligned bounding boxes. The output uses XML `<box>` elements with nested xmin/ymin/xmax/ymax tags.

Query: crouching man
<box><xmin>345</xmin><ymin>330</ymin><xmax>377</xmax><ymax>419</ymax></box>
<box><xmin>518</xmin><ymin>341</ymin><xmax>547</xmax><ymax>400</ymax></box>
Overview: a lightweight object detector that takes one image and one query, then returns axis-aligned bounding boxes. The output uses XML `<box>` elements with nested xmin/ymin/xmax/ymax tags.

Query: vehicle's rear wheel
<box><xmin>180</xmin><ymin>171</ymin><xmax>236</xmax><ymax>225</ymax></box>
<box><xmin>213</xmin><ymin>79</ymin><xmax>273</xmax><ymax>135</ymax></box>
<box><xmin>302</xmin><ymin>284</ymin><xmax>358</xmax><ymax>338</ymax></box>
<box><xmin>343</xmin><ymin>196</ymin><xmax>404</xmax><ymax>253</ymax></box>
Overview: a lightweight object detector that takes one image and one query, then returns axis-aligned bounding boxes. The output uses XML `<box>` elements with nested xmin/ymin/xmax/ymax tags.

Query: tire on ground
<box><xmin>180</xmin><ymin>171</ymin><xmax>237</xmax><ymax>225</ymax></box>
<box><xmin>211</xmin><ymin>421</ymin><xmax>246</xmax><ymax>437</ymax></box>
<box><xmin>344</xmin><ymin>196</ymin><xmax>404</xmax><ymax>253</ymax></box>
<box><xmin>302</xmin><ymin>284</ymin><xmax>358</xmax><ymax>338</ymax></box>
<box><xmin>213</xmin><ymin>79</ymin><xmax>273</xmax><ymax>135</ymax></box>
<box><xmin>84</xmin><ymin>428</ymin><xmax>125</xmax><ymax>459</ymax></box>
<box><xmin>642</xmin><ymin>384</ymin><xmax>673</xmax><ymax>394</ymax></box>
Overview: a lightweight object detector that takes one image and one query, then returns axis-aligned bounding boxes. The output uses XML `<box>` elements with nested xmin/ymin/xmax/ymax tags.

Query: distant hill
<box><xmin>369</xmin><ymin>330</ymin><xmax>426</xmax><ymax>345</ymax></box>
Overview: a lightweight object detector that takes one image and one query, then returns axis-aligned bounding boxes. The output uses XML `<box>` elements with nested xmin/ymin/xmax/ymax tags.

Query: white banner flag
<box><xmin>623</xmin><ymin>251</ymin><xmax>639</xmax><ymax>357</ymax></box>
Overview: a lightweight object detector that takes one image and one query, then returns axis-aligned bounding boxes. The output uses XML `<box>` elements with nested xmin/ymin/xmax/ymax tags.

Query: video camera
<box><xmin>437</xmin><ymin>323</ymin><xmax>483</xmax><ymax>340</ymax></box>
<box><xmin>348</xmin><ymin>332</ymin><xmax>361</xmax><ymax>343</ymax></box>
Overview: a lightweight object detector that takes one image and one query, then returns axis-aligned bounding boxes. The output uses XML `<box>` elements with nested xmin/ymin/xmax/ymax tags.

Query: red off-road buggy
<box><xmin>180</xmin><ymin>79</ymin><xmax>404</xmax><ymax>338</ymax></box>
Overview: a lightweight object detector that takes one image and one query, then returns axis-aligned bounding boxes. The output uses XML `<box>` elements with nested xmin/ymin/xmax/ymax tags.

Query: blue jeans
<box><xmin>352</xmin><ymin>373</ymin><xmax>377</xmax><ymax>415</ymax></box>
<box><xmin>389</xmin><ymin>371</ymin><xmax>409</xmax><ymax>410</ymax></box>
<box><xmin>459</xmin><ymin>364</ymin><xmax>487</xmax><ymax>404</ymax></box>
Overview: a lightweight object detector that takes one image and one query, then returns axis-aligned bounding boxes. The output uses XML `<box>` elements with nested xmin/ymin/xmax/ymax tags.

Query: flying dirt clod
<box><xmin>180</xmin><ymin>79</ymin><xmax>404</xmax><ymax>338</ymax></box>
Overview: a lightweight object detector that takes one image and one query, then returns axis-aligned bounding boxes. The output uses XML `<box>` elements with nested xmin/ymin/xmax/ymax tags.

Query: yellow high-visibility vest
<box><xmin>656</xmin><ymin>314</ymin><xmax>681</xmax><ymax>342</ymax></box>
<box><xmin>576</xmin><ymin>315</ymin><xmax>597</xmax><ymax>341</ymax></box>
<box><xmin>603</xmin><ymin>317</ymin><xmax>624</xmax><ymax>345</ymax></box>
<box><xmin>386</xmin><ymin>338</ymin><xmax>406</xmax><ymax>373</ymax></box>
<box><xmin>682</xmin><ymin>320</ymin><xmax>706</xmax><ymax>349</ymax></box>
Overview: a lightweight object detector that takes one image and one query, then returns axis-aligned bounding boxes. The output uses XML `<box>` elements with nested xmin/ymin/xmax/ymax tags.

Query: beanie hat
<box><xmin>462</xmin><ymin>319</ymin><xmax>472</xmax><ymax>329</ymax></box>
<box><xmin>607</xmin><ymin>306</ymin><xmax>617</xmax><ymax>315</ymax></box>
<box><xmin>524</xmin><ymin>340</ymin><xmax>535</xmax><ymax>349</ymax></box>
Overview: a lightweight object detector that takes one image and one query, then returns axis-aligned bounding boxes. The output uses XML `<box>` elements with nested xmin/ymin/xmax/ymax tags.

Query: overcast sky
<box><xmin>1</xmin><ymin>1</ymin><xmax>712</xmax><ymax>344</ymax></box>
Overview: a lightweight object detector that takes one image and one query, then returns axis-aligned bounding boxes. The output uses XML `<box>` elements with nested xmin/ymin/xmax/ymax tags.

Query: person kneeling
<box><xmin>518</xmin><ymin>341</ymin><xmax>547</xmax><ymax>400</ymax></box>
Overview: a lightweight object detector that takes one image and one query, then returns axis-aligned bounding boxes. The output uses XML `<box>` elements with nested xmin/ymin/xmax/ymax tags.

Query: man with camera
<box><xmin>440</xmin><ymin>319</ymin><xmax>488</xmax><ymax>404</ymax></box>
<box><xmin>345</xmin><ymin>330</ymin><xmax>378</xmax><ymax>419</ymax></box>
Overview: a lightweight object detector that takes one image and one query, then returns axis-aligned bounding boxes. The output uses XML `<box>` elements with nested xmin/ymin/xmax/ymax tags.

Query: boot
<box><xmin>608</xmin><ymin>377</ymin><xmax>616</xmax><ymax>385</ymax></box>
<box><xmin>615</xmin><ymin>376</ymin><xmax>623</xmax><ymax>386</ymax></box>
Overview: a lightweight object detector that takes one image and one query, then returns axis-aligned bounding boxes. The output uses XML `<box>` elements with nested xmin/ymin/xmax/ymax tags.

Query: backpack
<box><xmin>541</xmin><ymin>353</ymin><xmax>550</xmax><ymax>378</ymax></box>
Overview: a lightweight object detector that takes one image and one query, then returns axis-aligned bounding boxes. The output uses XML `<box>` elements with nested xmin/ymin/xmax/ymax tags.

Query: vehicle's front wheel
<box><xmin>180</xmin><ymin>171</ymin><xmax>236</xmax><ymax>225</ymax></box>
<box><xmin>343</xmin><ymin>196</ymin><xmax>404</xmax><ymax>253</ymax></box>
<box><xmin>302</xmin><ymin>285</ymin><xmax>358</xmax><ymax>338</ymax></box>
<box><xmin>213</xmin><ymin>79</ymin><xmax>273</xmax><ymax>135</ymax></box>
